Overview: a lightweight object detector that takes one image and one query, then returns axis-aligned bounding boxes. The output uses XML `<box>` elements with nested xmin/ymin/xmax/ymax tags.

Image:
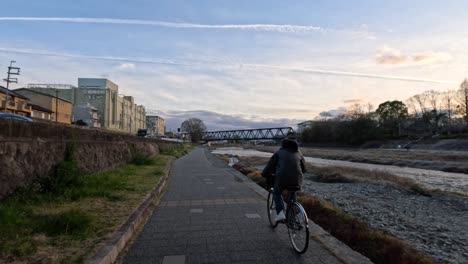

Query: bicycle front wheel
<box><xmin>287</xmin><ymin>202</ymin><xmax>309</xmax><ymax>254</ymax></box>
<box><xmin>267</xmin><ymin>191</ymin><xmax>278</xmax><ymax>228</ymax></box>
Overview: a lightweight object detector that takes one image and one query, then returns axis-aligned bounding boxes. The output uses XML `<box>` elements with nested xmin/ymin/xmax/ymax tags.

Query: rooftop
<box><xmin>13</xmin><ymin>88</ymin><xmax>73</xmax><ymax>104</ymax></box>
<box><xmin>28</xmin><ymin>103</ymin><xmax>53</xmax><ymax>113</ymax></box>
<box><xmin>0</xmin><ymin>86</ymin><xmax>30</xmax><ymax>100</ymax></box>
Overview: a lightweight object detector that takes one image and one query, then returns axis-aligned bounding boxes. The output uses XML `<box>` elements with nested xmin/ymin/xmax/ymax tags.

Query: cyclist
<box><xmin>262</xmin><ymin>138</ymin><xmax>306</xmax><ymax>222</ymax></box>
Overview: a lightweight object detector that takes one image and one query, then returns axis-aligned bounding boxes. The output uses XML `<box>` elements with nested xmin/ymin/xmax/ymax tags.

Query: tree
<box><xmin>376</xmin><ymin>101</ymin><xmax>408</xmax><ymax>121</ymax></box>
<box><xmin>456</xmin><ymin>79</ymin><xmax>468</xmax><ymax>123</ymax></box>
<box><xmin>181</xmin><ymin>118</ymin><xmax>207</xmax><ymax>142</ymax></box>
<box><xmin>376</xmin><ymin>101</ymin><xmax>408</xmax><ymax>137</ymax></box>
<box><xmin>442</xmin><ymin>90</ymin><xmax>456</xmax><ymax>122</ymax></box>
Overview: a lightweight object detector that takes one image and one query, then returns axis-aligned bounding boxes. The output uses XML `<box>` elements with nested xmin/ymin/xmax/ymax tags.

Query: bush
<box><xmin>131</xmin><ymin>153</ymin><xmax>155</xmax><ymax>166</ymax></box>
<box><xmin>34</xmin><ymin>209</ymin><xmax>94</xmax><ymax>239</ymax></box>
<box><xmin>39</xmin><ymin>160</ymin><xmax>83</xmax><ymax>194</ymax></box>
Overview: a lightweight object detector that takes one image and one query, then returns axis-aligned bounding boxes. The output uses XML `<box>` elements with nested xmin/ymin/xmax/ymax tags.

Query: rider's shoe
<box><xmin>276</xmin><ymin>211</ymin><xmax>286</xmax><ymax>222</ymax></box>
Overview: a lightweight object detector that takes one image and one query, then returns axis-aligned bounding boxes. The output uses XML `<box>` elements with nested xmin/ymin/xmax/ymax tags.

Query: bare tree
<box><xmin>442</xmin><ymin>90</ymin><xmax>456</xmax><ymax>121</ymax></box>
<box><xmin>406</xmin><ymin>97</ymin><xmax>420</xmax><ymax>116</ymax></box>
<box><xmin>181</xmin><ymin>118</ymin><xmax>207</xmax><ymax>142</ymax></box>
<box><xmin>456</xmin><ymin>79</ymin><xmax>468</xmax><ymax>123</ymax></box>
<box><xmin>413</xmin><ymin>93</ymin><xmax>428</xmax><ymax>114</ymax></box>
<box><xmin>423</xmin><ymin>90</ymin><xmax>441</xmax><ymax>112</ymax></box>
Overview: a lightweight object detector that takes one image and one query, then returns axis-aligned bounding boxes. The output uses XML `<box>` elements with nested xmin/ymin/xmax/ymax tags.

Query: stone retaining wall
<box><xmin>0</xmin><ymin>119</ymin><xmax>175</xmax><ymax>200</ymax></box>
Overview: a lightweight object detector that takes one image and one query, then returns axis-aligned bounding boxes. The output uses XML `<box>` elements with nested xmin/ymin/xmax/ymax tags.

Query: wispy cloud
<box><xmin>376</xmin><ymin>46</ymin><xmax>452</xmax><ymax>65</ymax></box>
<box><xmin>246</xmin><ymin>63</ymin><xmax>457</xmax><ymax>84</ymax></box>
<box><xmin>116</xmin><ymin>63</ymin><xmax>135</xmax><ymax>71</ymax></box>
<box><xmin>0</xmin><ymin>16</ymin><xmax>326</xmax><ymax>33</ymax></box>
<box><xmin>0</xmin><ymin>47</ymin><xmax>457</xmax><ymax>84</ymax></box>
<box><xmin>343</xmin><ymin>98</ymin><xmax>364</xmax><ymax>104</ymax></box>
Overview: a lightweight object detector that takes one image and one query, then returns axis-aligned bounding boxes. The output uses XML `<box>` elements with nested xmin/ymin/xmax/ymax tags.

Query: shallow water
<box><xmin>212</xmin><ymin>147</ymin><xmax>468</xmax><ymax>195</ymax></box>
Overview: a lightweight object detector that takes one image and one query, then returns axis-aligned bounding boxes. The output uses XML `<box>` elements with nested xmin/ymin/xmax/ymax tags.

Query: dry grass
<box><xmin>305</xmin><ymin>164</ymin><xmax>432</xmax><ymax>196</ymax></box>
<box><xmin>220</xmin><ymin>156</ymin><xmax>437</xmax><ymax>264</ymax></box>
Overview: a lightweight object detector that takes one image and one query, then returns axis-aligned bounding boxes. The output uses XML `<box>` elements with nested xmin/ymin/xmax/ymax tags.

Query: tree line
<box><xmin>301</xmin><ymin>79</ymin><xmax>468</xmax><ymax>145</ymax></box>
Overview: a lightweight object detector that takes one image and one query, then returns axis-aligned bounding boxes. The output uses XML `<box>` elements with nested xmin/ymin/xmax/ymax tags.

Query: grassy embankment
<box><xmin>0</xmin><ymin>143</ymin><xmax>192</xmax><ymax>263</ymax></box>
<box><xmin>219</xmin><ymin>154</ymin><xmax>437</xmax><ymax>264</ymax></box>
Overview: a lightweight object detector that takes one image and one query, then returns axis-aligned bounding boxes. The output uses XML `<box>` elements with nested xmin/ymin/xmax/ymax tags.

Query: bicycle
<box><xmin>267</xmin><ymin>188</ymin><xmax>310</xmax><ymax>254</ymax></box>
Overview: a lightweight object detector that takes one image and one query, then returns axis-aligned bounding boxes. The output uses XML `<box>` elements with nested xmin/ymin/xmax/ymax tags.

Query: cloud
<box><xmin>0</xmin><ymin>47</ymin><xmax>457</xmax><ymax>85</ymax></box>
<box><xmin>116</xmin><ymin>63</ymin><xmax>136</xmax><ymax>71</ymax></box>
<box><xmin>376</xmin><ymin>46</ymin><xmax>451</xmax><ymax>65</ymax></box>
<box><xmin>0</xmin><ymin>16</ymin><xmax>326</xmax><ymax>34</ymax></box>
<box><xmin>146</xmin><ymin>109</ymin><xmax>303</xmax><ymax>131</ymax></box>
<box><xmin>343</xmin><ymin>98</ymin><xmax>364</xmax><ymax>104</ymax></box>
<box><xmin>318</xmin><ymin>107</ymin><xmax>347</xmax><ymax>118</ymax></box>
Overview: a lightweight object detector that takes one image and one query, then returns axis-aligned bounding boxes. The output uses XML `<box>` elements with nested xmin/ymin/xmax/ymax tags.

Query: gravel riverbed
<box><xmin>213</xmin><ymin>147</ymin><xmax>468</xmax><ymax>264</ymax></box>
<box><xmin>303</xmin><ymin>177</ymin><xmax>468</xmax><ymax>264</ymax></box>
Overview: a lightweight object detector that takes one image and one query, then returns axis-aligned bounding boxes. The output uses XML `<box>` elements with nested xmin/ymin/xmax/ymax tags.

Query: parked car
<box><xmin>136</xmin><ymin>128</ymin><xmax>148</xmax><ymax>137</ymax></box>
<box><xmin>0</xmin><ymin>113</ymin><xmax>33</xmax><ymax>122</ymax></box>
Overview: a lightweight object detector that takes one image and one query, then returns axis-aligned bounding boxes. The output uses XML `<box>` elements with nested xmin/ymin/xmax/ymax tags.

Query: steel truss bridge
<box><xmin>182</xmin><ymin>127</ymin><xmax>296</xmax><ymax>141</ymax></box>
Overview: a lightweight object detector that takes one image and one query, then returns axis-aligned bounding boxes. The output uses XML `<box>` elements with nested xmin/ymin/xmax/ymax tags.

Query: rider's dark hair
<box><xmin>281</xmin><ymin>138</ymin><xmax>298</xmax><ymax>152</ymax></box>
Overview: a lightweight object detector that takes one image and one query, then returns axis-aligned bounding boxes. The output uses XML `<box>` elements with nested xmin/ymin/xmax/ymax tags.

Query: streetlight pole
<box><xmin>3</xmin><ymin>61</ymin><xmax>20</xmax><ymax>112</ymax></box>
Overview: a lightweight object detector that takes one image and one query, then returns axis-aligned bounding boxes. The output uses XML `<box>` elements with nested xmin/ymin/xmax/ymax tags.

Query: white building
<box><xmin>297</xmin><ymin>120</ymin><xmax>315</xmax><ymax>134</ymax></box>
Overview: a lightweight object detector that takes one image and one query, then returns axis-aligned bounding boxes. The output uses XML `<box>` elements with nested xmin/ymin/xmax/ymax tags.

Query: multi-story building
<box><xmin>146</xmin><ymin>115</ymin><xmax>165</xmax><ymax>136</ymax></box>
<box><xmin>0</xmin><ymin>86</ymin><xmax>32</xmax><ymax>116</ymax></box>
<box><xmin>73</xmin><ymin>103</ymin><xmax>100</xmax><ymax>127</ymax></box>
<box><xmin>297</xmin><ymin>120</ymin><xmax>315</xmax><ymax>134</ymax></box>
<box><xmin>77</xmin><ymin>78</ymin><xmax>119</xmax><ymax>130</ymax></box>
<box><xmin>28</xmin><ymin>103</ymin><xmax>53</xmax><ymax>120</ymax></box>
<box><xmin>26</xmin><ymin>79</ymin><xmax>146</xmax><ymax>133</ymax></box>
<box><xmin>14</xmin><ymin>88</ymin><xmax>72</xmax><ymax>124</ymax></box>
<box><xmin>134</xmin><ymin>104</ymin><xmax>146</xmax><ymax>134</ymax></box>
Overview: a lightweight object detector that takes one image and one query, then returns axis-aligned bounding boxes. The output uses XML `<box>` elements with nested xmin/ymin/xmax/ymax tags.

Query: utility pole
<box><xmin>55</xmin><ymin>89</ymin><xmax>59</xmax><ymax>123</ymax></box>
<box><xmin>3</xmin><ymin>61</ymin><xmax>20</xmax><ymax>112</ymax></box>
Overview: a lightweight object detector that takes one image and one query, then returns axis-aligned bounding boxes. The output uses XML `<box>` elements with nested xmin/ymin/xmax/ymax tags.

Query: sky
<box><xmin>1</xmin><ymin>0</ymin><xmax>467</xmax><ymax>130</ymax></box>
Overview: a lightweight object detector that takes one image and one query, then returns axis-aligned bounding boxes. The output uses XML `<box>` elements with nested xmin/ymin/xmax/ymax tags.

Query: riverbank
<box><xmin>212</xmin><ymin>148</ymin><xmax>468</xmax><ymax>264</ymax></box>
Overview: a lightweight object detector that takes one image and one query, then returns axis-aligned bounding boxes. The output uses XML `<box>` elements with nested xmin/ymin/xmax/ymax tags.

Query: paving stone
<box><xmin>162</xmin><ymin>255</ymin><xmax>185</xmax><ymax>264</ymax></box>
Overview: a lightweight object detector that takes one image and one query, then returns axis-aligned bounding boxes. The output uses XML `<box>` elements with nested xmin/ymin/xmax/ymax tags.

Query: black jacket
<box><xmin>262</xmin><ymin>141</ymin><xmax>306</xmax><ymax>190</ymax></box>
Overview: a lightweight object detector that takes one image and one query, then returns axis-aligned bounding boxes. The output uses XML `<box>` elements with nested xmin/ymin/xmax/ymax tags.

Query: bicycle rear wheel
<box><xmin>287</xmin><ymin>202</ymin><xmax>309</xmax><ymax>254</ymax></box>
<box><xmin>267</xmin><ymin>191</ymin><xmax>278</xmax><ymax>228</ymax></box>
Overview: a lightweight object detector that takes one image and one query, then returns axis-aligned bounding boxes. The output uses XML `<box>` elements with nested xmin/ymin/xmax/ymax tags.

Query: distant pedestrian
<box><xmin>262</xmin><ymin>138</ymin><xmax>306</xmax><ymax>222</ymax></box>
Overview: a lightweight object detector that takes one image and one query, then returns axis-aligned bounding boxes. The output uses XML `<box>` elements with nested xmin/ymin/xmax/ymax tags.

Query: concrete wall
<box><xmin>0</xmin><ymin>119</ymin><xmax>176</xmax><ymax>200</ymax></box>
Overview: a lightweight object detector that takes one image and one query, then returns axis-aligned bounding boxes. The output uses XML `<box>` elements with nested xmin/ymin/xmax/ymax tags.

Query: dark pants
<box><xmin>273</xmin><ymin>187</ymin><xmax>297</xmax><ymax>214</ymax></box>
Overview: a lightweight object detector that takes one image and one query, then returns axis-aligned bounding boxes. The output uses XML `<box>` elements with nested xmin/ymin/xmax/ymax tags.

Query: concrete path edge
<box><xmin>87</xmin><ymin>157</ymin><xmax>175</xmax><ymax>264</ymax></box>
<box><xmin>207</xmin><ymin>150</ymin><xmax>373</xmax><ymax>264</ymax></box>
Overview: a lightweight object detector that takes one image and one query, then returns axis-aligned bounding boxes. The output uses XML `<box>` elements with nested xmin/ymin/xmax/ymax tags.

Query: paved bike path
<box><xmin>122</xmin><ymin>148</ymin><xmax>344</xmax><ymax>264</ymax></box>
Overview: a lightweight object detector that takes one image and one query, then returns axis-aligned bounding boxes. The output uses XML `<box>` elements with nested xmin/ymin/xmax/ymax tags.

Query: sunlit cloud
<box><xmin>116</xmin><ymin>63</ymin><xmax>136</xmax><ymax>71</ymax></box>
<box><xmin>376</xmin><ymin>46</ymin><xmax>451</xmax><ymax>65</ymax></box>
<box><xmin>343</xmin><ymin>98</ymin><xmax>364</xmax><ymax>104</ymax></box>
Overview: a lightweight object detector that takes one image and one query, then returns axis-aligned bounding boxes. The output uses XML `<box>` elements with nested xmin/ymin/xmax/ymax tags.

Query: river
<box><xmin>211</xmin><ymin>147</ymin><xmax>468</xmax><ymax>195</ymax></box>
